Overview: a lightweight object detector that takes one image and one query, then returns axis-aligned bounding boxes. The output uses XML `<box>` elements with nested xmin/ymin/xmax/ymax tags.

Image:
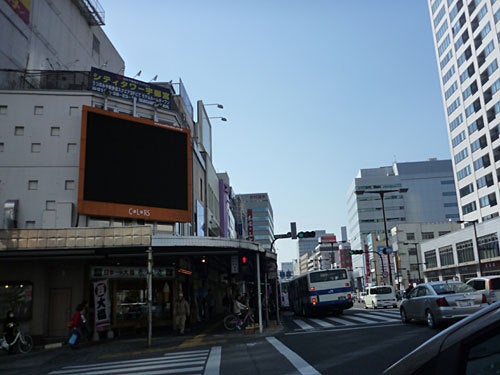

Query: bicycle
<box><xmin>223</xmin><ymin>308</ymin><xmax>254</xmax><ymax>331</ymax></box>
<box><xmin>0</xmin><ymin>327</ymin><xmax>34</xmax><ymax>354</ymax></box>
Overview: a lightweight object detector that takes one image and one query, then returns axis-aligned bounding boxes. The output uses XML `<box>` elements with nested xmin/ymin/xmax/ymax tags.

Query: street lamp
<box><xmin>209</xmin><ymin>116</ymin><xmax>227</xmax><ymax>122</ymax></box>
<box><xmin>355</xmin><ymin>188</ymin><xmax>408</xmax><ymax>286</ymax></box>
<box><xmin>456</xmin><ymin>220</ymin><xmax>482</xmax><ymax>276</ymax></box>
<box><xmin>403</xmin><ymin>241</ymin><xmax>424</xmax><ymax>283</ymax></box>
<box><xmin>204</xmin><ymin>103</ymin><xmax>224</xmax><ymax>109</ymax></box>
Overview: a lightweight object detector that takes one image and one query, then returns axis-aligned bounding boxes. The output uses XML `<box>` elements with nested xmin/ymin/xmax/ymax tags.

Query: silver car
<box><xmin>400</xmin><ymin>281</ymin><xmax>488</xmax><ymax>329</ymax></box>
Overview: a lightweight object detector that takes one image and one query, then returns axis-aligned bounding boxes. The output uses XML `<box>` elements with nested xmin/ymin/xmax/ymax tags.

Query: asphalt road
<box><xmin>0</xmin><ymin>307</ymin><xmax>440</xmax><ymax>375</ymax></box>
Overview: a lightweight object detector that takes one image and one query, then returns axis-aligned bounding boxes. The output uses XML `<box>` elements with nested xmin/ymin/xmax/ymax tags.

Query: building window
<box><xmin>65</xmin><ymin>180</ymin><xmax>75</xmax><ymax>190</ymax></box>
<box><xmin>406</xmin><ymin>233</ymin><xmax>416</xmax><ymax>241</ymax></box>
<box><xmin>34</xmin><ymin>106</ymin><xmax>43</xmax><ymax>115</ymax></box>
<box><xmin>28</xmin><ymin>180</ymin><xmax>38</xmax><ymax>190</ymax></box>
<box><xmin>457</xmin><ymin>239</ymin><xmax>474</xmax><ymax>263</ymax></box>
<box><xmin>69</xmin><ymin>106</ymin><xmax>79</xmax><ymax>116</ymax></box>
<box><xmin>422</xmin><ymin>232</ymin><xmax>435</xmax><ymax>240</ymax></box>
<box><xmin>45</xmin><ymin>200</ymin><xmax>56</xmax><ymax>210</ymax></box>
<box><xmin>439</xmin><ymin>245</ymin><xmax>454</xmax><ymax>266</ymax></box>
<box><xmin>0</xmin><ymin>142</ymin><xmax>4</xmax><ymax>152</ymax></box>
<box><xmin>31</xmin><ymin>143</ymin><xmax>41</xmax><ymax>153</ymax></box>
<box><xmin>50</xmin><ymin>127</ymin><xmax>60</xmax><ymax>136</ymax></box>
<box><xmin>92</xmin><ymin>34</ymin><xmax>100</xmax><ymax>56</ymax></box>
<box><xmin>478</xmin><ymin>233</ymin><xmax>499</xmax><ymax>260</ymax></box>
<box><xmin>15</xmin><ymin>126</ymin><xmax>24</xmax><ymax>136</ymax></box>
<box><xmin>424</xmin><ymin>251</ymin><xmax>438</xmax><ymax>268</ymax></box>
<box><xmin>67</xmin><ymin>143</ymin><xmax>77</xmax><ymax>153</ymax></box>
<box><xmin>438</xmin><ymin>231</ymin><xmax>450</xmax><ymax>236</ymax></box>
<box><xmin>0</xmin><ymin>105</ymin><xmax>7</xmax><ymax>114</ymax></box>
<box><xmin>462</xmin><ymin>201</ymin><xmax>477</xmax><ymax>215</ymax></box>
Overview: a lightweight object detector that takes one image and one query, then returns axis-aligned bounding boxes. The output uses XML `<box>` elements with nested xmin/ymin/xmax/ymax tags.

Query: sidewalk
<box><xmin>0</xmin><ymin>315</ymin><xmax>284</xmax><ymax>373</ymax></box>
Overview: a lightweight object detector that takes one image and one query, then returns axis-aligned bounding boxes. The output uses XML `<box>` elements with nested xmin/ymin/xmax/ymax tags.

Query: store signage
<box><xmin>90</xmin><ymin>266</ymin><xmax>174</xmax><ymax>279</ymax></box>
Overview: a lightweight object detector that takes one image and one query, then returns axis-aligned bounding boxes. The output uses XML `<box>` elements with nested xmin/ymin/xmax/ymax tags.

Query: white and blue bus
<box><xmin>288</xmin><ymin>268</ymin><xmax>353</xmax><ymax>316</ymax></box>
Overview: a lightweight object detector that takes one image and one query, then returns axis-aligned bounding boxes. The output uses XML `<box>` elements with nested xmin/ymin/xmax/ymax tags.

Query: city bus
<box><xmin>288</xmin><ymin>268</ymin><xmax>353</xmax><ymax>316</ymax></box>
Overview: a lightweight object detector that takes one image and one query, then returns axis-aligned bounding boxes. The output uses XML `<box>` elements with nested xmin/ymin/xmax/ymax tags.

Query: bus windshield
<box><xmin>310</xmin><ymin>269</ymin><xmax>348</xmax><ymax>283</ymax></box>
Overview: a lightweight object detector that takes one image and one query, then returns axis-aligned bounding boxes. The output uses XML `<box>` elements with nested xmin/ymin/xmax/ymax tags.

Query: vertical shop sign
<box><xmin>93</xmin><ymin>279</ymin><xmax>111</xmax><ymax>332</ymax></box>
<box><xmin>247</xmin><ymin>209</ymin><xmax>254</xmax><ymax>241</ymax></box>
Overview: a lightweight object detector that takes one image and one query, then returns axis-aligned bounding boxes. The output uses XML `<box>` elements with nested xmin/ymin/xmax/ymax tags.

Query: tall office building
<box><xmin>348</xmin><ymin>159</ymin><xmax>460</xmax><ymax>253</ymax></box>
<box><xmin>427</xmin><ymin>0</ymin><xmax>500</xmax><ymax>224</ymax></box>
<box><xmin>234</xmin><ymin>193</ymin><xmax>274</xmax><ymax>251</ymax></box>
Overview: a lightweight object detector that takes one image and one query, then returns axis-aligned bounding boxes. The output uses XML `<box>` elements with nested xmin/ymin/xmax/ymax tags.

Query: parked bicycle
<box><xmin>223</xmin><ymin>308</ymin><xmax>254</xmax><ymax>331</ymax></box>
<box><xmin>0</xmin><ymin>328</ymin><xmax>33</xmax><ymax>354</ymax></box>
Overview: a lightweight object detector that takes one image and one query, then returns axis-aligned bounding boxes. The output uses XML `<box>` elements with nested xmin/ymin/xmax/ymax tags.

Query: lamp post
<box><xmin>457</xmin><ymin>220</ymin><xmax>482</xmax><ymax>276</ymax></box>
<box><xmin>209</xmin><ymin>116</ymin><xmax>227</xmax><ymax>122</ymax></box>
<box><xmin>355</xmin><ymin>188</ymin><xmax>408</xmax><ymax>286</ymax></box>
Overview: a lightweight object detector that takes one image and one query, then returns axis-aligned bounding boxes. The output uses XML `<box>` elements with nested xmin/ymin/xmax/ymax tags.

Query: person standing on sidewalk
<box><xmin>174</xmin><ymin>294</ymin><xmax>190</xmax><ymax>335</ymax></box>
<box><xmin>68</xmin><ymin>303</ymin><xmax>84</xmax><ymax>348</ymax></box>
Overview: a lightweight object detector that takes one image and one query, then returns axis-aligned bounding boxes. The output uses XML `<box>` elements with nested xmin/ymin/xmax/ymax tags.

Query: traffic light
<box><xmin>297</xmin><ymin>231</ymin><xmax>316</xmax><ymax>238</ymax></box>
<box><xmin>349</xmin><ymin>250</ymin><xmax>364</xmax><ymax>255</ymax></box>
<box><xmin>241</xmin><ymin>255</ymin><xmax>248</xmax><ymax>264</ymax></box>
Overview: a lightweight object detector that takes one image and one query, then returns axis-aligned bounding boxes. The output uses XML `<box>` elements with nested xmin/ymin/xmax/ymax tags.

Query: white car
<box><xmin>364</xmin><ymin>285</ymin><xmax>397</xmax><ymax>309</ymax></box>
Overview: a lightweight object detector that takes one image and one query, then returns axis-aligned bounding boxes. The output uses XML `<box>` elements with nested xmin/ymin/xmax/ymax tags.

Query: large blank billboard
<box><xmin>78</xmin><ymin>106</ymin><xmax>192</xmax><ymax>222</ymax></box>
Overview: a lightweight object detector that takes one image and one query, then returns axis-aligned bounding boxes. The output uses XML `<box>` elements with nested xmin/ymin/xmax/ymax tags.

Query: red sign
<box><xmin>247</xmin><ymin>209</ymin><xmax>254</xmax><ymax>241</ymax></box>
<box><xmin>319</xmin><ymin>235</ymin><xmax>337</xmax><ymax>243</ymax></box>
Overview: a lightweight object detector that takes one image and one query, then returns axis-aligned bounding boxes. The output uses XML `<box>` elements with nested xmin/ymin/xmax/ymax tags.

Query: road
<box><xmin>1</xmin><ymin>306</ymin><xmax>440</xmax><ymax>375</ymax></box>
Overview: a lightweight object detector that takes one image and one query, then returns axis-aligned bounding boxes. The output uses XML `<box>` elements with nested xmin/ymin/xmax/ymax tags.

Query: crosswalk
<box><xmin>47</xmin><ymin>347</ymin><xmax>221</xmax><ymax>375</ymax></box>
<box><xmin>290</xmin><ymin>309</ymin><xmax>401</xmax><ymax>331</ymax></box>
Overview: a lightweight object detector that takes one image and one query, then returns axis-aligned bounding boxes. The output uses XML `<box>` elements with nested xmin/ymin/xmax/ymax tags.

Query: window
<box><xmin>443</xmin><ymin>66</ymin><xmax>456</xmax><ymax>85</ymax></box>
<box><xmin>67</xmin><ymin>143</ymin><xmax>77</xmax><ymax>153</ymax></box>
<box><xmin>452</xmin><ymin>130</ymin><xmax>466</xmax><ymax>148</ymax></box>
<box><xmin>460</xmin><ymin>183</ymin><xmax>475</xmax><ymax>198</ymax></box>
<box><xmin>457</xmin><ymin>165</ymin><xmax>471</xmax><ymax>180</ymax></box>
<box><xmin>477</xmin><ymin>233</ymin><xmax>499</xmax><ymax>259</ymax></box>
<box><xmin>446</xmin><ymin>81</ymin><xmax>458</xmax><ymax>99</ymax></box>
<box><xmin>31</xmin><ymin>143</ymin><xmax>41</xmax><ymax>153</ymax></box>
<box><xmin>69</xmin><ymin>106</ymin><xmax>79</xmax><ymax>116</ymax></box>
<box><xmin>50</xmin><ymin>127</ymin><xmax>60</xmax><ymax>136</ymax></box>
<box><xmin>462</xmin><ymin>201</ymin><xmax>477</xmax><ymax>215</ymax></box>
<box><xmin>448</xmin><ymin>97</ymin><xmax>461</xmax><ymax>115</ymax></box>
<box><xmin>0</xmin><ymin>105</ymin><xmax>7</xmax><ymax>114</ymax></box>
<box><xmin>468</xmin><ymin>117</ymin><xmax>484</xmax><ymax>134</ymax></box>
<box><xmin>457</xmin><ymin>239</ymin><xmax>474</xmax><ymax>263</ymax></box>
<box><xmin>0</xmin><ymin>142</ymin><xmax>4</xmax><ymax>152</ymax></box>
<box><xmin>15</xmin><ymin>126</ymin><xmax>24</xmax><ymax>136</ymax></box>
<box><xmin>92</xmin><ymin>34</ymin><xmax>100</xmax><ymax>56</ymax></box>
<box><xmin>439</xmin><ymin>35</ymin><xmax>451</xmax><ymax>56</ymax></box>
<box><xmin>454</xmin><ymin>147</ymin><xmax>469</xmax><ymax>163</ymax></box>
<box><xmin>34</xmin><ymin>106</ymin><xmax>43</xmax><ymax>115</ymax></box>
<box><xmin>424</xmin><ymin>251</ymin><xmax>438</xmax><ymax>268</ymax></box>
<box><xmin>65</xmin><ymin>180</ymin><xmax>75</xmax><ymax>190</ymax></box>
<box><xmin>449</xmin><ymin>114</ymin><xmax>464</xmax><ymax>132</ymax></box>
<box><xmin>439</xmin><ymin>245</ymin><xmax>455</xmax><ymax>266</ymax></box>
<box><xmin>441</xmin><ymin>50</ymin><xmax>453</xmax><ymax>69</ymax></box>
<box><xmin>45</xmin><ymin>200</ymin><xmax>56</xmax><ymax>210</ymax></box>
<box><xmin>406</xmin><ymin>233</ymin><xmax>416</xmax><ymax>241</ymax></box>
<box><xmin>477</xmin><ymin>173</ymin><xmax>494</xmax><ymax>189</ymax></box>
<box><xmin>28</xmin><ymin>180</ymin><xmax>38</xmax><ymax>190</ymax></box>
<box><xmin>422</xmin><ymin>232</ymin><xmax>435</xmax><ymax>240</ymax></box>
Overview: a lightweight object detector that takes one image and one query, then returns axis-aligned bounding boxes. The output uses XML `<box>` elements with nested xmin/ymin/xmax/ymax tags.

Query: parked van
<box><xmin>466</xmin><ymin>276</ymin><xmax>500</xmax><ymax>304</ymax></box>
<box><xmin>363</xmin><ymin>285</ymin><xmax>397</xmax><ymax>309</ymax></box>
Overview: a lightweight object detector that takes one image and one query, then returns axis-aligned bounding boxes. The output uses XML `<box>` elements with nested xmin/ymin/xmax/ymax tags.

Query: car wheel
<box><xmin>372</xmin><ymin>301</ymin><xmax>377</xmax><ymax>309</ymax></box>
<box><xmin>400</xmin><ymin>308</ymin><xmax>409</xmax><ymax>324</ymax></box>
<box><xmin>426</xmin><ymin>309</ymin><xmax>436</xmax><ymax>329</ymax></box>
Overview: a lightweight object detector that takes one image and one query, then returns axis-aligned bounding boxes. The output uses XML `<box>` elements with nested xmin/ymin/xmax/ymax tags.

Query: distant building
<box><xmin>348</xmin><ymin>160</ymin><xmax>460</xmax><ymax>254</ymax></box>
<box><xmin>233</xmin><ymin>193</ymin><xmax>274</xmax><ymax>251</ymax></box>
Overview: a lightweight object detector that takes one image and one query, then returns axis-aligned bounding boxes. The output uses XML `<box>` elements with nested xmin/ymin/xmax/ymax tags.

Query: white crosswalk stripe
<box><xmin>290</xmin><ymin>310</ymin><xmax>401</xmax><ymax>331</ymax></box>
<box><xmin>47</xmin><ymin>347</ymin><xmax>220</xmax><ymax>375</ymax></box>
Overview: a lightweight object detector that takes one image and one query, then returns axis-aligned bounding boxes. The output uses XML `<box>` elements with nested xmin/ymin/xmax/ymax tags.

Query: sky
<box><xmin>99</xmin><ymin>1</ymin><xmax>451</xmax><ymax>265</ymax></box>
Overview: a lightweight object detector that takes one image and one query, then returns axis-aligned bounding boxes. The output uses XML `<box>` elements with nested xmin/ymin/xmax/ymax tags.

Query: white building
<box><xmin>427</xmin><ymin>0</ymin><xmax>500</xmax><ymax>223</ymax></box>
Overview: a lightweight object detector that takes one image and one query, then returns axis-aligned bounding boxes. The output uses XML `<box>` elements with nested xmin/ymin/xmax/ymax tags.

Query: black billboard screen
<box><xmin>78</xmin><ymin>106</ymin><xmax>192</xmax><ymax>222</ymax></box>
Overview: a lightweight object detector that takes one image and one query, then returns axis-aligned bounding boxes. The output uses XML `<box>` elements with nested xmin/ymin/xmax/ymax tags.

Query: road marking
<box><xmin>341</xmin><ymin>315</ymin><xmax>380</xmax><ymax>324</ymax></box>
<box><xmin>325</xmin><ymin>316</ymin><xmax>356</xmax><ymax>325</ymax></box>
<box><xmin>204</xmin><ymin>346</ymin><xmax>221</xmax><ymax>375</ymax></box>
<box><xmin>48</xmin><ymin>348</ymin><xmax>216</xmax><ymax>375</ymax></box>
<box><xmin>309</xmin><ymin>318</ymin><xmax>335</xmax><ymax>328</ymax></box>
<box><xmin>266</xmin><ymin>336</ymin><xmax>320</xmax><ymax>375</ymax></box>
<box><xmin>293</xmin><ymin>319</ymin><xmax>315</xmax><ymax>330</ymax></box>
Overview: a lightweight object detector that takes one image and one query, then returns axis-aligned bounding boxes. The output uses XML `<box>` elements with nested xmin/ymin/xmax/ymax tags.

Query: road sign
<box><xmin>377</xmin><ymin>245</ymin><xmax>393</xmax><ymax>254</ymax></box>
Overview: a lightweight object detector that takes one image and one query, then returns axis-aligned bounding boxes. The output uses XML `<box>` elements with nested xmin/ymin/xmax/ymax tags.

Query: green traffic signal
<box><xmin>297</xmin><ymin>231</ymin><xmax>316</xmax><ymax>238</ymax></box>
<box><xmin>349</xmin><ymin>250</ymin><xmax>364</xmax><ymax>255</ymax></box>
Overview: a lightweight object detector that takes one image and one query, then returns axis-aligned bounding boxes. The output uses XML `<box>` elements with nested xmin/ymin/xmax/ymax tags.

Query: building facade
<box><xmin>427</xmin><ymin>0</ymin><xmax>500</xmax><ymax>224</ymax></box>
<box><xmin>348</xmin><ymin>160</ymin><xmax>460</xmax><ymax>255</ymax></box>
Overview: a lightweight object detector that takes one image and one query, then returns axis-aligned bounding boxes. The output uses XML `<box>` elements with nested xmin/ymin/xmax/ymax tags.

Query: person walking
<box><xmin>174</xmin><ymin>294</ymin><xmax>190</xmax><ymax>335</ymax></box>
<box><xmin>68</xmin><ymin>303</ymin><xmax>84</xmax><ymax>348</ymax></box>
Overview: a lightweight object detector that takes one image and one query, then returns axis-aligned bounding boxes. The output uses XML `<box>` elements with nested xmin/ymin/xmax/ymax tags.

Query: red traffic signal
<box><xmin>241</xmin><ymin>255</ymin><xmax>248</xmax><ymax>264</ymax></box>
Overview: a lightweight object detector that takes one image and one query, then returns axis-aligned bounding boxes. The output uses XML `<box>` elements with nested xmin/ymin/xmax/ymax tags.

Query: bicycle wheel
<box><xmin>18</xmin><ymin>334</ymin><xmax>33</xmax><ymax>353</ymax></box>
<box><xmin>223</xmin><ymin>315</ymin><xmax>239</xmax><ymax>331</ymax></box>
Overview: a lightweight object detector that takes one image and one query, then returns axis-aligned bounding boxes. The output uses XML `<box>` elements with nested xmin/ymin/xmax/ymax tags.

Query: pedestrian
<box><xmin>174</xmin><ymin>294</ymin><xmax>190</xmax><ymax>335</ymax></box>
<box><xmin>68</xmin><ymin>303</ymin><xmax>84</xmax><ymax>348</ymax></box>
<box><xmin>3</xmin><ymin>310</ymin><xmax>18</xmax><ymax>354</ymax></box>
<box><xmin>233</xmin><ymin>295</ymin><xmax>248</xmax><ymax>318</ymax></box>
<box><xmin>80</xmin><ymin>300</ymin><xmax>91</xmax><ymax>340</ymax></box>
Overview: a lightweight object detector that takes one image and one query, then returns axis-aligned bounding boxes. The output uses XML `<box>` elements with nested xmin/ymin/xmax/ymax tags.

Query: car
<box><xmin>384</xmin><ymin>301</ymin><xmax>500</xmax><ymax>374</ymax></box>
<box><xmin>364</xmin><ymin>285</ymin><xmax>397</xmax><ymax>309</ymax></box>
<box><xmin>399</xmin><ymin>280</ymin><xmax>488</xmax><ymax>329</ymax></box>
<box><xmin>466</xmin><ymin>275</ymin><xmax>500</xmax><ymax>304</ymax></box>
